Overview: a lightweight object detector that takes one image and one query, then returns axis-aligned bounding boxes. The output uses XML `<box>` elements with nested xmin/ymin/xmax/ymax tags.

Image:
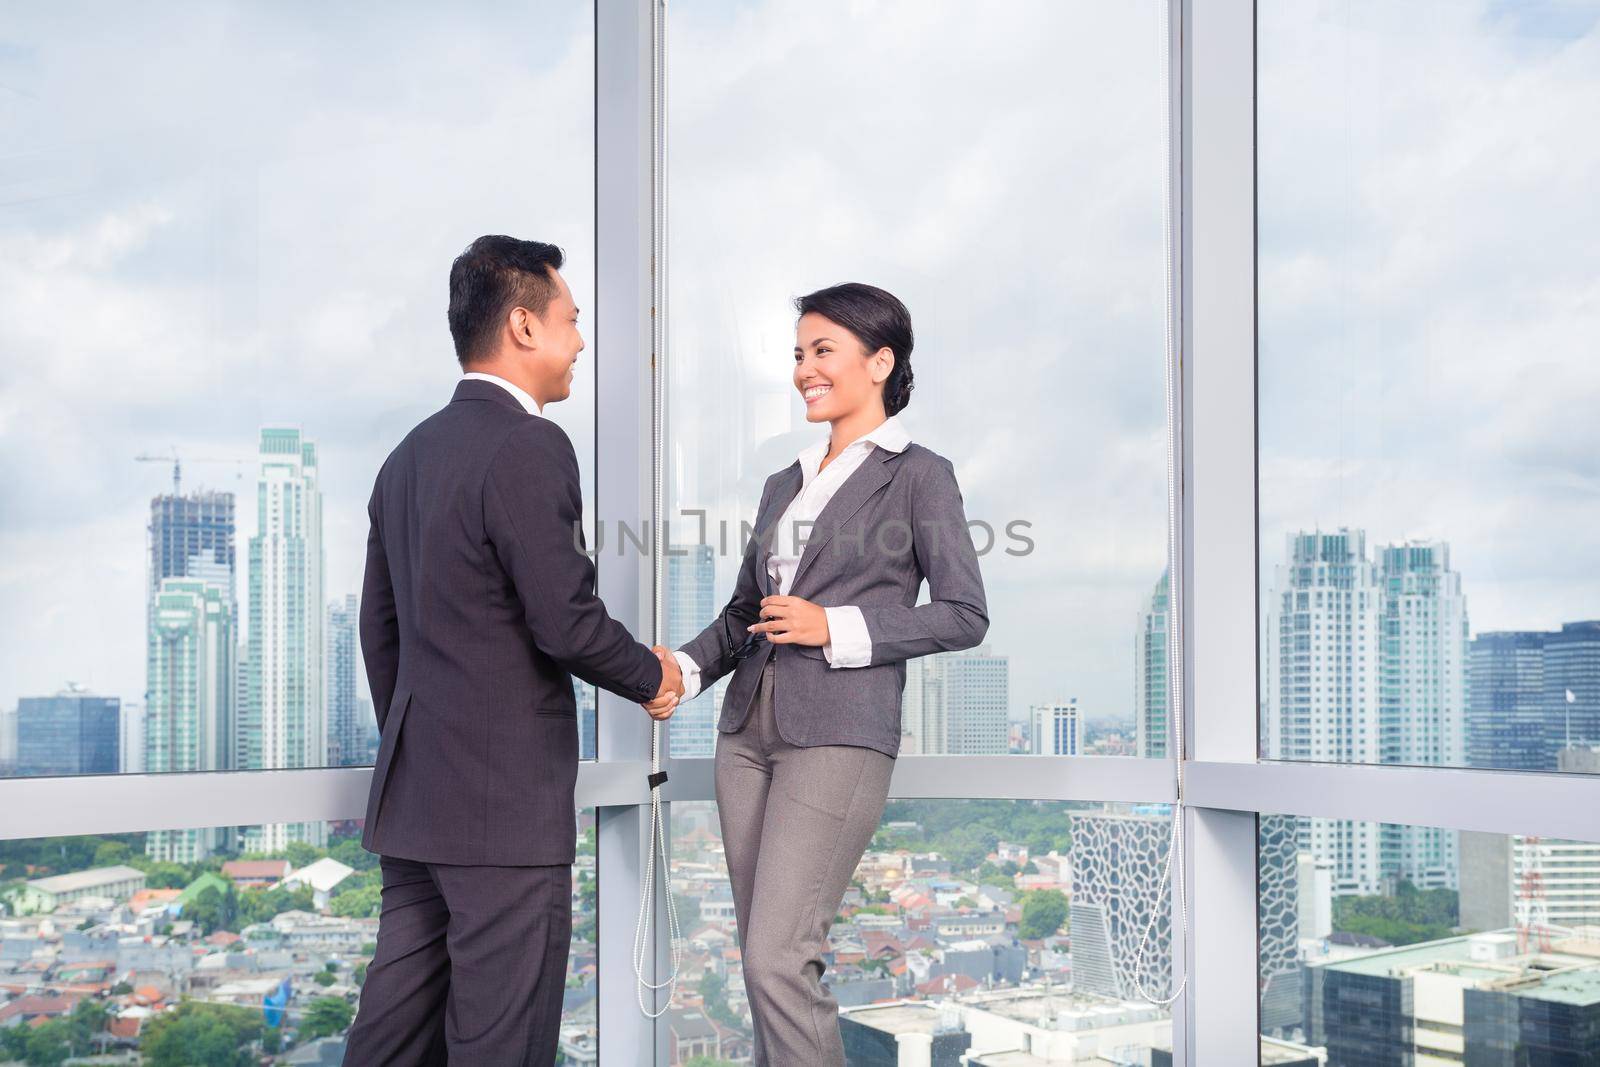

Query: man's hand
<box><xmin>748</xmin><ymin>595</ymin><xmax>831</xmax><ymax>646</ymax></box>
<box><xmin>644</xmin><ymin>646</ymin><xmax>683</xmax><ymax>720</ymax></box>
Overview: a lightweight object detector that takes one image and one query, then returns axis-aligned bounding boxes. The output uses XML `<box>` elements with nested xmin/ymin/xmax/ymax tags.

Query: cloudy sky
<box><xmin>2</xmin><ymin>1</ymin><xmax>1593</xmax><ymax>749</ymax></box>
<box><xmin>0</xmin><ymin>2</ymin><xmax>597</xmax><ymax>713</ymax></box>
<box><xmin>1257</xmin><ymin>1</ymin><xmax>1600</xmax><ymax>647</ymax></box>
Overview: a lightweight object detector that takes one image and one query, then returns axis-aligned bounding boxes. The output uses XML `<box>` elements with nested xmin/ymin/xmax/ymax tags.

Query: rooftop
<box><xmin>26</xmin><ymin>866</ymin><xmax>145</xmax><ymax>895</ymax></box>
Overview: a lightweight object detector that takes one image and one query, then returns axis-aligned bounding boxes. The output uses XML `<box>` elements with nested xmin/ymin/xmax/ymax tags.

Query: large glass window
<box><xmin>0</xmin><ymin>812</ymin><xmax>597</xmax><ymax>1063</ymax></box>
<box><xmin>1259</xmin><ymin>815</ymin><xmax>1600</xmax><ymax>1062</ymax></box>
<box><xmin>1257</xmin><ymin>2</ymin><xmax>1600</xmax><ymax>773</ymax></box>
<box><xmin>663</xmin><ymin>0</ymin><xmax>1173</xmax><ymax>758</ymax></box>
<box><xmin>670</xmin><ymin>799</ymin><xmax>1174</xmax><ymax>1062</ymax></box>
<box><xmin>0</xmin><ymin>3</ymin><xmax>600</xmax><ymax>781</ymax></box>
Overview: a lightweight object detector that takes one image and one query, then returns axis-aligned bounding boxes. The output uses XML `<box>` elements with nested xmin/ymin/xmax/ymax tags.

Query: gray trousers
<box><xmin>715</xmin><ymin>656</ymin><xmax>896</xmax><ymax>1066</ymax></box>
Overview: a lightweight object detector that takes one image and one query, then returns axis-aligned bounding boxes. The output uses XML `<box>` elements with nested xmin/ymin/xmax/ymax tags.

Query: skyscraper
<box><xmin>16</xmin><ymin>689</ymin><xmax>120</xmax><ymax>777</ymax></box>
<box><xmin>666</xmin><ymin>543</ymin><xmax>717</xmax><ymax>757</ymax></box>
<box><xmin>1265</xmin><ymin>529</ymin><xmax>1385</xmax><ymax>895</ymax></box>
<box><xmin>119</xmin><ymin>702</ymin><xmax>146</xmax><ymax>776</ymax></box>
<box><xmin>1466</xmin><ymin>631</ymin><xmax>1550</xmax><ymax>771</ymax></box>
<box><xmin>146</xmin><ymin>578</ymin><xmax>235</xmax><ymax>861</ymax></box>
<box><xmin>1030</xmin><ymin>701</ymin><xmax>1081</xmax><ymax>756</ymax></box>
<box><xmin>0</xmin><ymin>706</ymin><xmax>17</xmax><ymax>775</ymax></box>
<box><xmin>1378</xmin><ymin>541</ymin><xmax>1467</xmax><ymax>890</ymax></box>
<box><xmin>901</xmin><ymin>655</ymin><xmax>946</xmax><ymax>755</ymax></box>
<box><xmin>145</xmin><ymin>486</ymin><xmax>236</xmax><ymax>840</ymax></box>
<box><xmin>1545</xmin><ymin>620</ymin><xmax>1600</xmax><ymax>758</ymax></box>
<box><xmin>241</xmin><ymin>427</ymin><xmax>326</xmax><ymax>851</ymax></box>
<box><xmin>1135</xmin><ymin>570</ymin><xmax>1170</xmax><ymax>759</ymax></box>
<box><xmin>944</xmin><ymin>646</ymin><xmax>1009</xmax><ymax>755</ymax></box>
<box><xmin>576</xmin><ymin>681</ymin><xmax>597</xmax><ymax>762</ymax></box>
<box><xmin>326</xmin><ymin>594</ymin><xmax>362</xmax><ymax>767</ymax></box>
<box><xmin>149</xmin><ymin>490</ymin><xmax>236</xmax><ymax>600</ymax></box>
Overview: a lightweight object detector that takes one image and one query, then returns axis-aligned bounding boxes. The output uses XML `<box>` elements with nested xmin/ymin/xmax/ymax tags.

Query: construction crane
<box><xmin>134</xmin><ymin>448</ymin><xmax>251</xmax><ymax>495</ymax></box>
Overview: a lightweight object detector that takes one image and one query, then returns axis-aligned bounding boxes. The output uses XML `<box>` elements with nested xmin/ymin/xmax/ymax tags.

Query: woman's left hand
<box><xmin>750</xmin><ymin>595</ymin><xmax>831</xmax><ymax>646</ymax></box>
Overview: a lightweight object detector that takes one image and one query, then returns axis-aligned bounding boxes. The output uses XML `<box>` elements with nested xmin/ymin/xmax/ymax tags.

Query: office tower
<box><xmin>1545</xmin><ymin>620</ymin><xmax>1600</xmax><ymax>758</ymax></box>
<box><xmin>1467</xmin><ymin>631</ymin><xmax>1551</xmax><ymax>771</ymax></box>
<box><xmin>944</xmin><ymin>646</ymin><xmax>1009</xmax><ymax>755</ymax></box>
<box><xmin>1265</xmin><ymin>530</ymin><xmax>1385</xmax><ymax>895</ymax></box>
<box><xmin>150</xmin><ymin>490</ymin><xmax>236</xmax><ymax>599</ymax></box>
<box><xmin>16</xmin><ymin>688</ymin><xmax>120</xmax><ymax>777</ymax></box>
<box><xmin>1030</xmin><ymin>701</ymin><xmax>1081</xmax><ymax>756</ymax></box>
<box><xmin>666</xmin><ymin>543</ymin><xmax>717</xmax><ymax>757</ymax></box>
<box><xmin>902</xmin><ymin>655</ymin><xmax>946</xmax><ymax>755</ymax></box>
<box><xmin>146</xmin><ymin>578</ymin><xmax>235</xmax><ymax>862</ymax></box>
<box><xmin>326</xmin><ymin>594</ymin><xmax>362</xmax><ymax>767</ymax></box>
<box><xmin>1135</xmin><ymin>569</ymin><xmax>1170</xmax><ymax>759</ymax></box>
<box><xmin>576</xmin><ymin>681</ymin><xmax>597</xmax><ymax>761</ymax></box>
<box><xmin>119</xmin><ymin>702</ymin><xmax>146</xmax><ymax>775</ymax></box>
<box><xmin>1069</xmin><ymin>811</ymin><xmax>1172</xmax><ymax>1000</ymax></box>
<box><xmin>1378</xmin><ymin>541</ymin><xmax>1467</xmax><ymax>890</ymax></box>
<box><xmin>145</xmin><ymin>487</ymin><xmax>236</xmax><ymax>801</ymax></box>
<box><xmin>0</xmin><ymin>706</ymin><xmax>16</xmax><ymax>774</ymax></box>
<box><xmin>1258</xmin><ymin>815</ymin><xmax>1312</xmax><ymax>1036</ymax></box>
<box><xmin>241</xmin><ymin>428</ymin><xmax>326</xmax><ymax>851</ymax></box>
<box><xmin>1460</xmin><ymin>833</ymin><xmax>1600</xmax><ymax>932</ymax></box>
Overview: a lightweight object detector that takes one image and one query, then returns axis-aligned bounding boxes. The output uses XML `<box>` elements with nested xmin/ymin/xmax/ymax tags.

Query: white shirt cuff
<box><xmin>673</xmin><ymin>651</ymin><xmax>704</xmax><ymax>701</ymax></box>
<box><xmin>821</xmin><ymin>606</ymin><xmax>872</xmax><ymax>668</ymax></box>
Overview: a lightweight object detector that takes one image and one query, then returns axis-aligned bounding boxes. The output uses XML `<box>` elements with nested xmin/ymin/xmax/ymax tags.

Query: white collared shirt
<box><xmin>675</xmin><ymin>416</ymin><xmax>911</xmax><ymax>700</ymax></box>
<box><xmin>462</xmin><ymin>371</ymin><xmax>541</xmax><ymax>414</ymax></box>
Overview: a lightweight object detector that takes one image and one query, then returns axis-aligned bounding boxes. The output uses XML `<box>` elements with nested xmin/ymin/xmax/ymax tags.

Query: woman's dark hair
<box><xmin>448</xmin><ymin>235</ymin><xmax>565</xmax><ymax>366</ymax></box>
<box><xmin>795</xmin><ymin>282</ymin><xmax>915</xmax><ymax>415</ymax></box>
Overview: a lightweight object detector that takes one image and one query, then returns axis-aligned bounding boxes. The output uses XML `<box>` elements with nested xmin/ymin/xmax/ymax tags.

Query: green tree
<box><xmin>284</xmin><ymin>842</ymin><xmax>322</xmax><ymax>869</ymax></box>
<box><xmin>313</xmin><ymin>970</ymin><xmax>336</xmax><ymax>987</ymax></box>
<box><xmin>23</xmin><ymin>1020</ymin><xmax>69</xmax><ymax>1067</ymax></box>
<box><xmin>698</xmin><ymin>973</ymin><xmax>740</xmax><ymax>1030</ymax></box>
<box><xmin>236</xmin><ymin>884</ymin><xmax>315</xmax><ymax>926</ymax></box>
<box><xmin>141</xmin><ymin>1001</ymin><xmax>262</xmax><ymax>1067</ymax></box>
<box><xmin>354</xmin><ymin>961</ymin><xmax>369</xmax><ymax>987</ymax></box>
<box><xmin>331</xmin><ymin>885</ymin><xmax>381</xmax><ymax>919</ymax></box>
<box><xmin>93</xmin><ymin>840</ymin><xmax>133</xmax><ymax>867</ymax></box>
<box><xmin>329</xmin><ymin>836</ymin><xmax>379</xmax><ymax>872</ymax></box>
<box><xmin>140</xmin><ymin>861</ymin><xmax>193</xmax><ymax>890</ymax></box>
<box><xmin>185</xmin><ymin>884</ymin><xmax>237</xmax><ymax>935</ymax></box>
<box><xmin>1019</xmin><ymin>890</ymin><xmax>1068</xmax><ymax>940</ymax></box>
<box><xmin>0</xmin><ymin>1024</ymin><xmax>30</xmax><ymax>1062</ymax></box>
<box><xmin>298</xmin><ymin>996</ymin><xmax>355</xmax><ymax>1041</ymax></box>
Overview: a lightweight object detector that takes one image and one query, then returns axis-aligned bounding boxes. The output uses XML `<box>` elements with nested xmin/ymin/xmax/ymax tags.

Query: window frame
<box><xmin>4</xmin><ymin>3</ymin><xmax>1597</xmax><ymax>1065</ymax></box>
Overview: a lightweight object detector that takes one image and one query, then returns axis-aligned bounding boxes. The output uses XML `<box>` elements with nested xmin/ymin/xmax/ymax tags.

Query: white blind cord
<box><xmin>634</xmin><ymin>0</ymin><xmax>686</xmax><ymax>1020</ymax></box>
<box><xmin>1129</xmin><ymin>0</ymin><xmax>1190</xmax><ymax>1009</ymax></box>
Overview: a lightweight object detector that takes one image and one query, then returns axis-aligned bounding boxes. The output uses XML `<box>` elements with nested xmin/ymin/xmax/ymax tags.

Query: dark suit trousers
<box><xmin>343</xmin><ymin>857</ymin><xmax>572</xmax><ymax>1067</ymax></box>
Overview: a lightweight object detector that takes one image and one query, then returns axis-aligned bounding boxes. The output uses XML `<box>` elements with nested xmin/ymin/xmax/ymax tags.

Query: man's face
<box><xmin>523</xmin><ymin>267</ymin><xmax>584</xmax><ymax>405</ymax></box>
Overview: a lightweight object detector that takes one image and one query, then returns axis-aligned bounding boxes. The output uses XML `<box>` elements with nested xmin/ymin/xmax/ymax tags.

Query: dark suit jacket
<box><xmin>359</xmin><ymin>378</ymin><xmax>662</xmax><ymax>866</ymax></box>
<box><xmin>678</xmin><ymin>442</ymin><xmax>988</xmax><ymax>757</ymax></box>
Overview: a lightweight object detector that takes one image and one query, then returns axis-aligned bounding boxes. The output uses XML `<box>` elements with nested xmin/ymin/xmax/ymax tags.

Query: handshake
<box><xmin>643</xmin><ymin>646</ymin><xmax>685</xmax><ymax>721</ymax></box>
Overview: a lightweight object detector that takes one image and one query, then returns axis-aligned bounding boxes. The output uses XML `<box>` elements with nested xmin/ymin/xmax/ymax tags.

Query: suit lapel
<box><xmin>789</xmin><ymin>446</ymin><xmax>899</xmax><ymax>595</ymax></box>
<box><xmin>754</xmin><ymin>465</ymin><xmax>804</xmax><ymax>549</ymax></box>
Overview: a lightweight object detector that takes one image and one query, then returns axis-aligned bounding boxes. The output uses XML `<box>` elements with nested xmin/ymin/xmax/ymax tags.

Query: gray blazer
<box><xmin>678</xmin><ymin>441</ymin><xmax>989</xmax><ymax>757</ymax></box>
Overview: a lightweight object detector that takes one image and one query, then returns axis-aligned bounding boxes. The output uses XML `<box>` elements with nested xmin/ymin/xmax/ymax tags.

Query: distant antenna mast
<box><xmin>1516</xmin><ymin>835</ymin><xmax>1553</xmax><ymax>954</ymax></box>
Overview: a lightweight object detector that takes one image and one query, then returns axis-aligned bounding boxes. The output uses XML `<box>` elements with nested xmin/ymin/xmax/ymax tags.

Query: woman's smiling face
<box><xmin>793</xmin><ymin>311</ymin><xmax>894</xmax><ymax>424</ymax></box>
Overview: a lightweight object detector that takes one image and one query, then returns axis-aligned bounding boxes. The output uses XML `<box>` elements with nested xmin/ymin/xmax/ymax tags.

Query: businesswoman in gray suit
<box><xmin>671</xmin><ymin>283</ymin><xmax>989</xmax><ymax>1065</ymax></box>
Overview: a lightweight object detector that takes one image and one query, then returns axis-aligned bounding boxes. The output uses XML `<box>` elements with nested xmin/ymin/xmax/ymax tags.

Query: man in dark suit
<box><xmin>344</xmin><ymin>235</ymin><xmax>683</xmax><ymax>1066</ymax></box>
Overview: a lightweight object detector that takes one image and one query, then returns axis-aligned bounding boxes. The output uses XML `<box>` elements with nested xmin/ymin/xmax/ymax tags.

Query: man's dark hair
<box><xmin>448</xmin><ymin>236</ymin><xmax>565</xmax><ymax>366</ymax></box>
<box><xmin>795</xmin><ymin>282</ymin><xmax>915</xmax><ymax>415</ymax></box>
